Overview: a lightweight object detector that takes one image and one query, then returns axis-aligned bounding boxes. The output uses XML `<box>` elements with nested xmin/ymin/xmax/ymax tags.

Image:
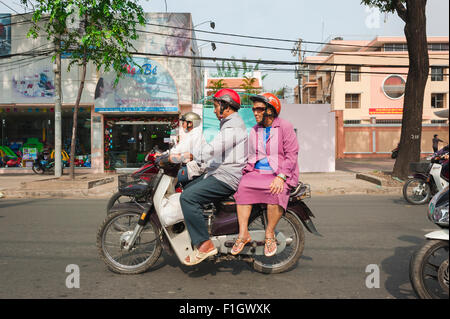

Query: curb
<box><xmin>356</xmin><ymin>173</ymin><xmax>382</xmax><ymax>186</ymax></box>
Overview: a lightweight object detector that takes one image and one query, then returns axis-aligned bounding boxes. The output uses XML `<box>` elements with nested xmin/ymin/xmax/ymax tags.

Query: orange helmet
<box><xmin>250</xmin><ymin>92</ymin><xmax>281</xmax><ymax>115</ymax></box>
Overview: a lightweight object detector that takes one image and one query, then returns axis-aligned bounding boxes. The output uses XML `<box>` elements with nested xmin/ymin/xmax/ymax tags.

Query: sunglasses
<box><xmin>252</xmin><ymin>107</ymin><xmax>266</xmax><ymax>113</ymax></box>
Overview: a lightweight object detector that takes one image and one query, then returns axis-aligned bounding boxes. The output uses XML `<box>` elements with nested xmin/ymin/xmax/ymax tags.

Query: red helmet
<box><xmin>213</xmin><ymin>88</ymin><xmax>241</xmax><ymax>110</ymax></box>
<box><xmin>250</xmin><ymin>92</ymin><xmax>282</xmax><ymax>115</ymax></box>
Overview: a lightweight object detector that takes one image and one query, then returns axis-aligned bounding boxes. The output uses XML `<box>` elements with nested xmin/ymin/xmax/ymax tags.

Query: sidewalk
<box><xmin>0</xmin><ymin>159</ymin><xmax>402</xmax><ymax>199</ymax></box>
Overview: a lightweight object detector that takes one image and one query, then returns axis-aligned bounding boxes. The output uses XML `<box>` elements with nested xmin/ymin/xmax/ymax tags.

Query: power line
<box><xmin>0</xmin><ymin>55</ymin><xmax>50</xmax><ymax>73</ymax></box>
<box><xmin>195</xmin><ymin>64</ymin><xmax>449</xmax><ymax>77</ymax></box>
<box><xmin>0</xmin><ymin>0</ymin><xmax>20</xmax><ymax>14</ymax></box>
<box><xmin>139</xmin><ymin>20</ymin><xmax>441</xmax><ymax>51</ymax></box>
<box><xmin>129</xmin><ymin>51</ymin><xmax>448</xmax><ymax>70</ymax></box>
<box><xmin>135</xmin><ymin>28</ymin><xmax>449</xmax><ymax>62</ymax></box>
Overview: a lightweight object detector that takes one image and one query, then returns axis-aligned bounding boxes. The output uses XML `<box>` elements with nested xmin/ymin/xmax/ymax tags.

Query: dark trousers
<box><xmin>180</xmin><ymin>175</ymin><xmax>234</xmax><ymax>246</ymax></box>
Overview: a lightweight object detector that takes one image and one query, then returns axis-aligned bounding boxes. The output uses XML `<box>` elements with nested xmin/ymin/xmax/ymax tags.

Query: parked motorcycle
<box><xmin>409</xmin><ymin>160</ymin><xmax>449</xmax><ymax>299</ymax></box>
<box><xmin>403</xmin><ymin>149</ymin><xmax>449</xmax><ymax>205</ymax></box>
<box><xmin>391</xmin><ymin>143</ymin><xmax>400</xmax><ymax>159</ymax></box>
<box><xmin>105</xmin><ymin>153</ymin><xmax>159</xmax><ymax>212</ymax></box>
<box><xmin>32</xmin><ymin>157</ymin><xmax>65</xmax><ymax>174</ymax></box>
<box><xmin>97</xmin><ymin>154</ymin><xmax>320</xmax><ymax>274</ymax></box>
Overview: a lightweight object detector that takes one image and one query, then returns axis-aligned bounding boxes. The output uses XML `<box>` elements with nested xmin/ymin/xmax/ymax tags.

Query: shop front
<box><xmin>0</xmin><ymin>105</ymin><xmax>91</xmax><ymax>169</ymax></box>
<box><xmin>94</xmin><ymin>57</ymin><xmax>181</xmax><ymax>172</ymax></box>
<box><xmin>103</xmin><ymin>114</ymin><xmax>179</xmax><ymax>170</ymax></box>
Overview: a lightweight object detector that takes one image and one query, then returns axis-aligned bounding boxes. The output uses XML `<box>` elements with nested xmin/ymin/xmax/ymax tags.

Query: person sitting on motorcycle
<box><xmin>231</xmin><ymin>93</ymin><xmax>299</xmax><ymax>257</ymax></box>
<box><xmin>169</xmin><ymin>112</ymin><xmax>206</xmax><ymax>187</ymax></box>
<box><xmin>176</xmin><ymin>88</ymin><xmax>248</xmax><ymax>265</ymax></box>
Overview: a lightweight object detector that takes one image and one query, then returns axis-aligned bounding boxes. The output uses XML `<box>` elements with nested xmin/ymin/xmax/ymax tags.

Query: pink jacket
<box><xmin>243</xmin><ymin>117</ymin><xmax>300</xmax><ymax>188</ymax></box>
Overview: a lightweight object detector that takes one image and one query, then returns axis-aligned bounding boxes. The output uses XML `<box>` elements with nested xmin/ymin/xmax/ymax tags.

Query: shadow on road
<box><xmin>381</xmin><ymin>235</ymin><xmax>424</xmax><ymax>299</ymax></box>
<box><xmin>152</xmin><ymin>252</ymin><xmax>311</xmax><ymax>277</ymax></box>
<box><xmin>0</xmin><ymin>199</ymin><xmax>53</xmax><ymax>209</ymax></box>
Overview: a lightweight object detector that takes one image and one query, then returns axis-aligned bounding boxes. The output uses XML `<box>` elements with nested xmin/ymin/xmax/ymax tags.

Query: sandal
<box><xmin>184</xmin><ymin>247</ymin><xmax>218</xmax><ymax>266</ymax></box>
<box><xmin>231</xmin><ymin>237</ymin><xmax>252</xmax><ymax>255</ymax></box>
<box><xmin>264</xmin><ymin>237</ymin><xmax>277</xmax><ymax>257</ymax></box>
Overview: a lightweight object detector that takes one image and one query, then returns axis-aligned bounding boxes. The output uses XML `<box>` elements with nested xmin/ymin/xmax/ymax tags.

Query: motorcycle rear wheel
<box><xmin>97</xmin><ymin>210</ymin><xmax>162</xmax><ymax>274</ymax></box>
<box><xmin>403</xmin><ymin>178</ymin><xmax>431</xmax><ymax>205</ymax></box>
<box><xmin>248</xmin><ymin>210</ymin><xmax>305</xmax><ymax>274</ymax></box>
<box><xmin>409</xmin><ymin>239</ymin><xmax>449</xmax><ymax>299</ymax></box>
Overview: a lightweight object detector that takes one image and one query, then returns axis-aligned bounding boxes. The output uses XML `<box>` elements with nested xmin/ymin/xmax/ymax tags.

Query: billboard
<box><xmin>94</xmin><ymin>58</ymin><xmax>179</xmax><ymax>112</ymax></box>
<box><xmin>0</xmin><ymin>13</ymin><xmax>11</xmax><ymax>56</ymax></box>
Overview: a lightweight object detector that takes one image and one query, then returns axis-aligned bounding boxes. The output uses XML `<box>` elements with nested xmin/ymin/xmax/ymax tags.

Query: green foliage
<box><xmin>212</xmin><ymin>56</ymin><xmax>268</xmax><ymax>80</ymax></box>
<box><xmin>22</xmin><ymin>0</ymin><xmax>146</xmax><ymax>83</ymax></box>
<box><xmin>272</xmin><ymin>86</ymin><xmax>287</xmax><ymax>99</ymax></box>
<box><xmin>360</xmin><ymin>0</ymin><xmax>406</xmax><ymax>13</ymax></box>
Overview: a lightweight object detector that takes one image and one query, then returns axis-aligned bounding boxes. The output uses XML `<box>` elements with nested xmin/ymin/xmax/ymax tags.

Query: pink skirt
<box><xmin>234</xmin><ymin>170</ymin><xmax>290</xmax><ymax>210</ymax></box>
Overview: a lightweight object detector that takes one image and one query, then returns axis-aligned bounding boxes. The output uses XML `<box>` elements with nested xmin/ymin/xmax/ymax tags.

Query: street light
<box><xmin>194</xmin><ymin>20</ymin><xmax>215</xmax><ymax>29</ymax></box>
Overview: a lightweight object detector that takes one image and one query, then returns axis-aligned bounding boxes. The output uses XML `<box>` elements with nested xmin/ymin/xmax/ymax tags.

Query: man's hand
<box><xmin>181</xmin><ymin>152</ymin><xmax>193</xmax><ymax>163</ymax></box>
<box><xmin>169</xmin><ymin>154</ymin><xmax>181</xmax><ymax>163</ymax></box>
<box><xmin>270</xmin><ymin>176</ymin><xmax>285</xmax><ymax>195</ymax></box>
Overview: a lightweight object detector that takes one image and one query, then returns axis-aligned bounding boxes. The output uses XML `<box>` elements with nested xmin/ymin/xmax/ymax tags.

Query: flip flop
<box><xmin>184</xmin><ymin>247</ymin><xmax>218</xmax><ymax>266</ymax></box>
<box><xmin>264</xmin><ymin>237</ymin><xmax>277</xmax><ymax>257</ymax></box>
<box><xmin>231</xmin><ymin>237</ymin><xmax>252</xmax><ymax>255</ymax></box>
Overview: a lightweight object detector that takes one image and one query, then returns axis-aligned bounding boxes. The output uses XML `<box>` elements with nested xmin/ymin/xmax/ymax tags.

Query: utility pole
<box><xmin>54</xmin><ymin>39</ymin><xmax>62</xmax><ymax>177</ymax></box>
<box><xmin>293</xmin><ymin>38</ymin><xmax>303</xmax><ymax>104</ymax></box>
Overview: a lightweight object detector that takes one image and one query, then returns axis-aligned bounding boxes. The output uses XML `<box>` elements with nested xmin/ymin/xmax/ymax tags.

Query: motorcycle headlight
<box><xmin>429</xmin><ymin>204</ymin><xmax>449</xmax><ymax>226</ymax></box>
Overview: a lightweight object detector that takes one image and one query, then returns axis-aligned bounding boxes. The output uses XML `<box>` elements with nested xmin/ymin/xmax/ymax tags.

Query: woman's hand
<box><xmin>270</xmin><ymin>176</ymin><xmax>285</xmax><ymax>195</ymax></box>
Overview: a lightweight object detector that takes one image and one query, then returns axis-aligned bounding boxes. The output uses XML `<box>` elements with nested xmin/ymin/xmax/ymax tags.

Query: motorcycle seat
<box><xmin>119</xmin><ymin>183</ymin><xmax>148</xmax><ymax>197</ymax></box>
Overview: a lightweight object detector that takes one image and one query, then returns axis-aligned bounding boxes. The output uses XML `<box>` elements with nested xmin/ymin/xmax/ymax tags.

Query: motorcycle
<box><xmin>403</xmin><ymin>149</ymin><xmax>449</xmax><ymax>205</ymax></box>
<box><xmin>409</xmin><ymin>160</ymin><xmax>449</xmax><ymax>299</ymax></box>
<box><xmin>391</xmin><ymin>143</ymin><xmax>400</xmax><ymax>159</ymax></box>
<box><xmin>105</xmin><ymin>153</ymin><xmax>159</xmax><ymax>212</ymax></box>
<box><xmin>97</xmin><ymin>154</ymin><xmax>320</xmax><ymax>274</ymax></box>
<box><xmin>32</xmin><ymin>157</ymin><xmax>65</xmax><ymax>174</ymax></box>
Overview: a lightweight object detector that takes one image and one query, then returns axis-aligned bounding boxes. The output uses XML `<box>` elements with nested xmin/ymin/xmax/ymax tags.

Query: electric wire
<box><xmin>135</xmin><ymin>28</ymin><xmax>449</xmax><ymax>62</ymax></box>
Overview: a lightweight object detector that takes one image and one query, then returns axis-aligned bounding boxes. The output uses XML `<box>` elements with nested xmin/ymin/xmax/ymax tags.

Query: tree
<box><xmin>272</xmin><ymin>86</ymin><xmax>288</xmax><ymax>99</ymax></box>
<box><xmin>213</xmin><ymin>56</ymin><xmax>268</xmax><ymax>81</ymax></box>
<box><xmin>361</xmin><ymin>0</ymin><xmax>430</xmax><ymax>179</ymax></box>
<box><xmin>240</xmin><ymin>76</ymin><xmax>259</xmax><ymax>105</ymax></box>
<box><xmin>23</xmin><ymin>0</ymin><xmax>145</xmax><ymax>179</ymax></box>
<box><xmin>208</xmin><ymin>79</ymin><xmax>227</xmax><ymax>94</ymax></box>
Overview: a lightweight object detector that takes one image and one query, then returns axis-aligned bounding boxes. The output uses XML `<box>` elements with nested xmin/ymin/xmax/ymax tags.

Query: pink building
<box><xmin>294</xmin><ymin>36</ymin><xmax>449</xmax><ymax>158</ymax></box>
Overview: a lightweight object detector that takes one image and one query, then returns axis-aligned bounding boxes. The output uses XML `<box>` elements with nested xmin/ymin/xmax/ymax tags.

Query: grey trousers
<box><xmin>180</xmin><ymin>175</ymin><xmax>234</xmax><ymax>246</ymax></box>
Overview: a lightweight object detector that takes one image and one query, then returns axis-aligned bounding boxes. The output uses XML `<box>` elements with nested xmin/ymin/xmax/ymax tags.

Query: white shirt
<box><xmin>170</xmin><ymin>126</ymin><xmax>206</xmax><ymax>160</ymax></box>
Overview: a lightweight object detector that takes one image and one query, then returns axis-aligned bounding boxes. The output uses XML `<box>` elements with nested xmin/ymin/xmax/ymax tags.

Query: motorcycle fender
<box><xmin>287</xmin><ymin>201</ymin><xmax>322</xmax><ymax>236</ymax></box>
<box><xmin>108</xmin><ymin>202</ymin><xmax>174</xmax><ymax>255</ymax></box>
<box><xmin>425</xmin><ymin>229</ymin><xmax>449</xmax><ymax>241</ymax></box>
<box><xmin>411</xmin><ymin>173</ymin><xmax>429</xmax><ymax>181</ymax></box>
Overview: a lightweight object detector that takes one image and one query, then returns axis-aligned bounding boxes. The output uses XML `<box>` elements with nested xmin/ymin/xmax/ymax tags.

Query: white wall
<box><xmin>280</xmin><ymin>103</ymin><xmax>335</xmax><ymax>173</ymax></box>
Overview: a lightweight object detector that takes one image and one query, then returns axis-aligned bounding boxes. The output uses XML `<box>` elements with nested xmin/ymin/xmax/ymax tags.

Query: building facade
<box><xmin>294</xmin><ymin>36</ymin><xmax>449</xmax><ymax>158</ymax></box>
<box><xmin>0</xmin><ymin>12</ymin><xmax>203</xmax><ymax>173</ymax></box>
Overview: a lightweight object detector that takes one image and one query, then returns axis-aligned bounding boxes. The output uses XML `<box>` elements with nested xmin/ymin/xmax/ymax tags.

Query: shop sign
<box><xmin>22</xmin><ymin>148</ymin><xmax>38</xmax><ymax>160</ymax></box>
<box><xmin>369</xmin><ymin>108</ymin><xmax>403</xmax><ymax>115</ymax></box>
<box><xmin>94</xmin><ymin>58</ymin><xmax>178</xmax><ymax>113</ymax></box>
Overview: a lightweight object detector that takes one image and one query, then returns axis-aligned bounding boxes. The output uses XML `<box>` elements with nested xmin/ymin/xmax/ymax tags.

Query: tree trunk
<box><xmin>392</xmin><ymin>0</ymin><xmax>429</xmax><ymax>179</ymax></box>
<box><xmin>69</xmin><ymin>59</ymin><xmax>87</xmax><ymax>180</ymax></box>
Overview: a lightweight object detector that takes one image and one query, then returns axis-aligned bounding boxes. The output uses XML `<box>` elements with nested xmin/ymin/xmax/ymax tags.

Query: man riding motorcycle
<box><xmin>169</xmin><ymin>112</ymin><xmax>206</xmax><ymax>186</ymax></box>
<box><xmin>176</xmin><ymin>88</ymin><xmax>248</xmax><ymax>265</ymax></box>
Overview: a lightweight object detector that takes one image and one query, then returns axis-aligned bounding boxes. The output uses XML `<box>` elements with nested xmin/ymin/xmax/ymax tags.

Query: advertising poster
<box><xmin>94</xmin><ymin>57</ymin><xmax>179</xmax><ymax>112</ymax></box>
<box><xmin>11</xmin><ymin>59</ymin><xmax>55</xmax><ymax>102</ymax></box>
<box><xmin>0</xmin><ymin>13</ymin><xmax>11</xmax><ymax>56</ymax></box>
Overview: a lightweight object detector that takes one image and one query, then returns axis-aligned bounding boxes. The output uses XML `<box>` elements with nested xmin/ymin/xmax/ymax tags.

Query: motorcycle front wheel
<box><xmin>403</xmin><ymin>178</ymin><xmax>432</xmax><ymax>205</ymax></box>
<box><xmin>247</xmin><ymin>210</ymin><xmax>305</xmax><ymax>274</ymax></box>
<box><xmin>409</xmin><ymin>239</ymin><xmax>449</xmax><ymax>299</ymax></box>
<box><xmin>97</xmin><ymin>210</ymin><xmax>162</xmax><ymax>274</ymax></box>
<box><xmin>32</xmin><ymin>164</ymin><xmax>44</xmax><ymax>174</ymax></box>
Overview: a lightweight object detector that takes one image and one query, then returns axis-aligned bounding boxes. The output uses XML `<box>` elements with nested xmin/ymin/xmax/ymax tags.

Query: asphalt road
<box><xmin>0</xmin><ymin>195</ymin><xmax>436</xmax><ymax>299</ymax></box>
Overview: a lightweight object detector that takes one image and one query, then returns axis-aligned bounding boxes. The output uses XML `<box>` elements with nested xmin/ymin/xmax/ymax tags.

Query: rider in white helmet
<box><xmin>169</xmin><ymin>112</ymin><xmax>206</xmax><ymax>185</ymax></box>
